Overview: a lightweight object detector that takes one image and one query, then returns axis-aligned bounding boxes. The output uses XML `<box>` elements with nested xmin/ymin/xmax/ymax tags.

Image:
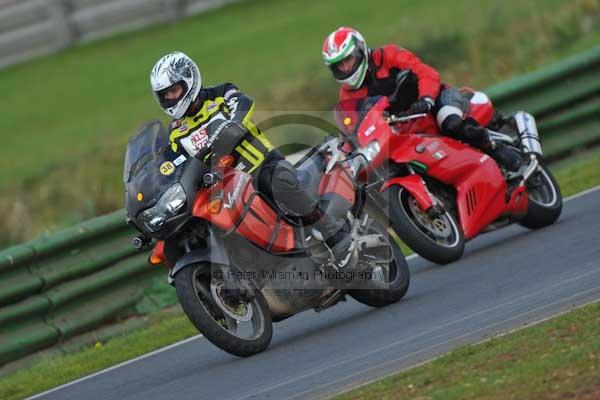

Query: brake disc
<box><xmin>210</xmin><ymin>283</ymin><xmax>254</xmax><ymax>322</ymax></box>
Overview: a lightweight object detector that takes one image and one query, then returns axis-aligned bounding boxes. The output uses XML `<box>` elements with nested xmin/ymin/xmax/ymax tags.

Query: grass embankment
<box><xmin>334</xmin><ymin>301</ymin><xmax>600</xmax><ymax>400</ymax></box>
<box><xmin>1</xmin><ymin>0</ymin><xmax>599</xmax><ymax>247</ymax></box>
<box><xmin>1</xmin><ymin>147</ymin><xmax>600</xmax><ymax>400</ymax></box>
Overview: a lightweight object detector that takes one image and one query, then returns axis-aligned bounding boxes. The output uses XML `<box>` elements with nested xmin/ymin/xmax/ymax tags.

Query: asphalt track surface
<box><xmin>30</xmin><ymin>187</ymin><xmax>600</xmax><ymax>400</ymax></box>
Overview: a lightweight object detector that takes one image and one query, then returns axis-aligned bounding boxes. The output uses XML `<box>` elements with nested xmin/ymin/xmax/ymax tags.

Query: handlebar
<box><xmin>384</xmin><ymin>113</ymin><xmax>427</xmax><ymax>124</ymax></box>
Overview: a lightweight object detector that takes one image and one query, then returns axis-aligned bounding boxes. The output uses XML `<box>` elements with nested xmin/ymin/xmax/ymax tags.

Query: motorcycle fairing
<box><xmin>388</xmin><ymin>135</ymin><xmax>528</xmax><ymax>238</ymax></box>
<box><xmin>192</xmin><ymin>162</ymin><xmax>357</xmax><ymax>254</ymax></box>
<box><xmin>380</xmin><ymin>175</ymin><xmax>434</xmax><ymax>211</ymax></box>
<box><xmin>167</xmin><ymin>229</ymin><xmax>232</xmax><ymax>284</ymax></box>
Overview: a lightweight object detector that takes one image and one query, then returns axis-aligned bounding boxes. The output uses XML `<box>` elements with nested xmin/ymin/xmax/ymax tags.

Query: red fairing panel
<box><xmin>192</xmin><ymin>169</ymin><xmax>298</xmax><ymax>252</ymax></box>
<box><xmin>318</xmin><ymin>164</ymin><xmax>356</xmax><ymax>204</ymax></box>
<box><xmin>237</xmin><ymin>184</ymin><xmax>297</xmax><ymax>252</ymax></box>
<box><xmin>453</xmin><ymin>155</ymin><xmax>509</xmax><ymax>239</ymax></box>
<box><xmin>504</xmin><ymin>185</ymin><xmax>529</xmax><ymax>217</ymax></box>
<box><xmin>415</xmin><ymin>138</ymin><xmax>508</xmax><ymax>238</ymax></box>
<box><xmin>388</xmin><ymin>136</ymin><xmax>510</xmax><ymax>238</ymax></box>
<box><xmin>380</xmin><ymin>174</ymin><xmax>434</xmax><ymax>211</ymax></box>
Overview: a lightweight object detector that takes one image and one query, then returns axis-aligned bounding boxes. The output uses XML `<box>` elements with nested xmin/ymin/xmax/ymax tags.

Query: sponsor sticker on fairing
<box><xmin>364</xmin><ymin>125</ymin><xmax>376</xmax><ymax>137</ymax></box>
<box><xmin>173</xmin><ymin>154</ymin><xmax>187</xmax><ymax>166</ymax></box>
<box><xmin>433</xmin><ymin>151</ymin><xmax>446</xmax><ymax>160</ymax></box>
<box><xmin>224</xmin><ymin>174</ymin><xmax>249</xmax><ymax>209</ymax></box>
<box><xmin>160</xmin><ymin>161</ymin><xmax>176</xmax><ymax>176</ymax></box>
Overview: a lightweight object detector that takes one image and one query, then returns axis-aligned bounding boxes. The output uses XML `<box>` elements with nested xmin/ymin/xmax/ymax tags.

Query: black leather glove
<box><xmin>408</xmin><ymin>96</ymin><xmax>435</xmax><ymax>114</ymax></box>
<box><xmin>463</xmin><ymin>124</ymin><xmax>493</xmax><ymax>149</ymax></box>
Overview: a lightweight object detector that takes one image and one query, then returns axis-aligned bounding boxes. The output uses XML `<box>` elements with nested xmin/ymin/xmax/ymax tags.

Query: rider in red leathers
<box><xmin>322</xmin><ymin>26</ymin><xmax>521</xmax><ymax>172</ymax></box>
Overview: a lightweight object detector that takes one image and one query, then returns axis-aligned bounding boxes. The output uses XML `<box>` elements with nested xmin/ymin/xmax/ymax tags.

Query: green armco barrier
<box><xmin>49</xmin><ymin>281</ymin><xmax>148</xmax><ymax>339</ymax></box>
<box><xmin>0</xmin><ymin>320</ymin><xmax>59</xmax><ymax>365</ymax></box>
<box><xmin>0</xmin><ymin>296</ymin><xmax>50</xmax><ymax>326</ymax></box>
<box><xmin>27</xmin><ymin>209</ymin><xmax>130</xmax><ymax>258</ymax></box>
<box><xmin>0</xmin><ymin>268</ymin><xmax>44</xmax><ymax>306</ymax></box>
<box><xmin>487</xmin><ymin>46</ymin><xmax>600</xmax><ymax>103</ymax></box>
<box><xmin>1</xmin><ymin>47</ymin><xmax>600</xmax><ymax>366</ymax></box>
<box><xmin>44</xmin><ymin>254</ymin><xmax>150</xmax><ymax>309</ymax></box>
<box><xmin>0</xmin><ymin>244</ymin><xmax>35</xmax><ymax>273</ymax></box>
<box><xmin>493</xmin><ymin>67</ymin><xmax>600</xmax><ymax>117</ymax></box>
<box><xmin>0</xmin><ymin>209</ymin><xmax>152</xmax><ymax>366</ymax></box>
<box><xmin>486</xmin><ymin>45</ymin><xmax>600</xmax><ymax>159</ymax></box>
<box><xmin>538</xmin><ymin>100</ymin><xmax>600</xmax><ymax>133</ymax></box>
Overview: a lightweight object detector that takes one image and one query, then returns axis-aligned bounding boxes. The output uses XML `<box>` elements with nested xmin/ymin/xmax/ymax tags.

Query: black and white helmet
<box><xmin>150</xmin><ymin>52</ymin><xmax>201</xmax><ymax>119</ymax></box>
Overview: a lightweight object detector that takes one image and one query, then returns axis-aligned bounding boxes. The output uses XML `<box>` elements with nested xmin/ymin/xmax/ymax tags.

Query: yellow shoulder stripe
<box><xmin>169</xmin><ymin>97</ymin><xmax>227</xmax><ymax>151</ymax></box>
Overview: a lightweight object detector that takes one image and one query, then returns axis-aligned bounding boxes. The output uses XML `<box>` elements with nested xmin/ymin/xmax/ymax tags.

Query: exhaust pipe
<box><xmin>514</xmin><ymin>111</ymin><xmax>543</xmax><ymax>156</ymax></box>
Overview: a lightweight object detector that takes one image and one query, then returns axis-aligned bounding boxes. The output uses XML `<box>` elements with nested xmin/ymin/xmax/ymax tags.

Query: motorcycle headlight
<box><xmin>138</xmin><ymin>183</ymin><xmax>187</xmax><ymax>233</ymax></box>
<box><xmin>360</xmin><ymin>141</ymin><xmax>381</xmax><ymax>162</ymax></box>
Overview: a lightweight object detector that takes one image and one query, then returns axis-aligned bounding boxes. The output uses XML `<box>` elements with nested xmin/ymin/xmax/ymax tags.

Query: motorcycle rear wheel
<box><xmin>175</xmin><ymin>263</ymin><xmax>273</xmax><ymax>357</ymax></box>
<box><xmin>520</xmin><ymin>163</ymin><xmax>562</xmax><ymax>229</ymax></box>
<box><xmin>349</xmin><ymin>220</ymin><xmax>410</xmax><ymax>307</ymax></box>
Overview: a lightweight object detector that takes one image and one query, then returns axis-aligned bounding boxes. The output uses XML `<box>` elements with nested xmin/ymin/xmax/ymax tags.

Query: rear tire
<box><xmin>520</xmin><ymin>163</ymin><xmax>562</xmax><ymax>229</ymax></box>
<box><xmin>384</xmin><ymin>186</ymin><xmax>465</xmax><ymax>265</ymax></box>
<box><xmin>349</xmin><ymin>220</ymin><xmax>410</xmax><ymax>307</ymax></box>
<box><xmin>175</xmin><ymin>263</ymin><xmax>273</xmax><ymax>357</ymax></box>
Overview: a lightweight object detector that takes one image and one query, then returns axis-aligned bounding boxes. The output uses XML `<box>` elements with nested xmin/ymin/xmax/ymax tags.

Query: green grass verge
<box><xmin>1</xmin><ymin>148</ymin><xmax>600</xmax><ymax>400</ymax></box>
<box><xmin>550</xmin><ymin>148</ymin><xmax>600</xmax><ymax>197</ymax></box>
<box><xmin>1</xmin><ymin>0</ymin><xmax>599</xmax><ymax>247</ymax></box>
<box><xmin>334</xmin><ymin>300</ymin><xmax>600</xmax><ymax>400</ymax></box>
<box><xmin>0</xmin><ymin>312</ymin><xmax>197</xmax><ymax>400</ymax></box>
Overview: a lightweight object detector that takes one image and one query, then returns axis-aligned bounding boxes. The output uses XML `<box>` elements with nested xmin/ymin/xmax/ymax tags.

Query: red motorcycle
<box><xmin>335</xmin><ymin>90</ymin><xmax>563</xmax><ymax>264</ymax></box>
<box><xmin>124</xmin><ymin>121</ymin><xmax>409</xmax><ymax>357</ymax></box>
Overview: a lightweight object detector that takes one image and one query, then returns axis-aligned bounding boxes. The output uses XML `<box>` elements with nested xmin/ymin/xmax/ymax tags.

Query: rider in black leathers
<box><xmin>150</xmin><ymin>52</ymin><xmax>356</xmax><ymax>299</ymax></box>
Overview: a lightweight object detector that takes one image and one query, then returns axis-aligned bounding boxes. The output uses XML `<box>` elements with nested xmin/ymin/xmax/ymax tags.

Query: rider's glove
<box><xmin>463</xmin><ymin>124</ymin><xmax>494</xmax><ymax>149</ymax></box>
<box><xmin>408</xmin><ymin>96</ymin><xmax>435</xmax><ymax>114</ymax></box>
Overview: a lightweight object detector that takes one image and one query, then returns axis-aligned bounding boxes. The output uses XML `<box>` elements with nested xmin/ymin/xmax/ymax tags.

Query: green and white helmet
<box><xmin>322</xmin><ymin>27</ymin><xmax>369</xmax><ymax>90</ymax></box>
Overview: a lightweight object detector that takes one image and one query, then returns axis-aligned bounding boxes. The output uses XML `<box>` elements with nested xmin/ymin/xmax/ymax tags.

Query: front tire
<box><xmin>520</xmin><ymin>163</ymin><xmax>562</xmax><ymax>229</ymax></box>
<box><xmin>175</xmin><ymin>263</ymin><xmax>273</xmax><ymax>357</ymax></box>
<box><xmin>384</xmin><ymin>186</ymin><xmax>465</xmax><ymax>265</ymax></box>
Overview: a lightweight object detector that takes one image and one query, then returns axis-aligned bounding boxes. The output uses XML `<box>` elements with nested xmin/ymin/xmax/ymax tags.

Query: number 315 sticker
<box><xmin>160</xmin><ymin>161</ymin><xmax>176</xmax><ymax>176</ymax></box>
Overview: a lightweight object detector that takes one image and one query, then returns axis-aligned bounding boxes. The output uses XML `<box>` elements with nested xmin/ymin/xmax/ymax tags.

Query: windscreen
<box><xmin>123</xmin><ymin>120</ymin><xmax>170</xmax><ymax>183</ymax></box>
<box><xmin>123</xmin><ymin>120</ymin><xmax>187</xmax><ymax>217</ymax></box>
<box><xmin>333</xmin><ymin>96</ymin><xmax>383</xmax><ymax>135</ymax></box>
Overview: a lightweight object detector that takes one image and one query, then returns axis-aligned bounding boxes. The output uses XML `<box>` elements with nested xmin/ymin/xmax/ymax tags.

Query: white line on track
<box><xmin>239</xmin><ymin>262</ymin><xmax>600</xmax><ymax>400</ymax></box>
<box><xmin>319</xmin><ymin>293</ymin><xmax>600</xmax><ymax>400</ymax></box>
<box><xmin>26</xmin><ymin>184</ymin><xmax>600</xmax><ymax>400</ymax></box>
<box><xmin>26</xmin><ymin>334</ymin><xmax>204</xmax><ymax>400</ymax></box>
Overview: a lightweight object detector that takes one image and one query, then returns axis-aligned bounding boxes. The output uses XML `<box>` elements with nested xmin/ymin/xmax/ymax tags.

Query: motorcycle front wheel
<box><xmin>384</xmin><ymin>185</ymin><xmax>465</xmax><ymax>265</ymax></box>
<box><xmin>175</xmin><ymin>263</ymin><xmax>273</xmax><ymax>357</ymax></box>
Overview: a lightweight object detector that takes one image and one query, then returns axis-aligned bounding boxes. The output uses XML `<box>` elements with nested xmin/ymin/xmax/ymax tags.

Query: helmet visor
<box><xmin>154</xmin><ymin>81</ymin><xmax>188</xmax><ymax>109</ymax></box>
<box><xmin>329</xmin><ymin>47</ymin><xmax>365</xmax><ymax>80</ymax></box>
